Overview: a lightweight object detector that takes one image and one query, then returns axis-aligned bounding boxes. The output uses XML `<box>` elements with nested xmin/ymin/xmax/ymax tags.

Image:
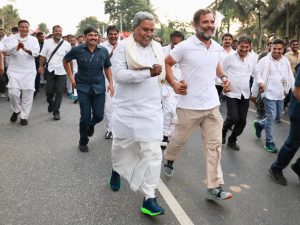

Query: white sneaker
<box><xmin>0</xmin><ymin>94</ymin><xmax>6</xmax><ymax>98</ymax></box>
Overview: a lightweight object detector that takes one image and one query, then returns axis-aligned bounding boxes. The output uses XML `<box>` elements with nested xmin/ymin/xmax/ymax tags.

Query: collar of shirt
<box><xmin>191</xmin><ymin>35</ymin><xmax>222</xmax><ymax>51</ymax></box>
<box><xmin>81</xmin><ymin>43</ymin><xmax>102</xmax><ymax>51</ymax></box>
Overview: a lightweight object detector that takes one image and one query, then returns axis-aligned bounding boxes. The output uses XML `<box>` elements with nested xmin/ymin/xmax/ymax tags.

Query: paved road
<box><xmin>0</xmin><ymin>89</ymin><xmax>299</xmax><ymax>225</ymax></box>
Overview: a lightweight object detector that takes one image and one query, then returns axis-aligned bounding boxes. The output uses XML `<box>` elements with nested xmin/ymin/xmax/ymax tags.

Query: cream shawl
<box><xmin>125</xmin><ymin>34</ymin><xmax>166</xmax><ymax>82</ymax></box>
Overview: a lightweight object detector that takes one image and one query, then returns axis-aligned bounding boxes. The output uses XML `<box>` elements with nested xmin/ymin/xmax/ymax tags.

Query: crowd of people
<box><xmin>0</xmin><ymin>8</ymin><xmax>300</xmax><ymax>217</ymax></box>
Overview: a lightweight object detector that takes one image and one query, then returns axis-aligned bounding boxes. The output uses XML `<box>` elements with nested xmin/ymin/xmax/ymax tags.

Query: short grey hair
<box><xmin>132</xmin><ymin>12</ymin><xmax>155</xmax><ymax>29</ymax></box>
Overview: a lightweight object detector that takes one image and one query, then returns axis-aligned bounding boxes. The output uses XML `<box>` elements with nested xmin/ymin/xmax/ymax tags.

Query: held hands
<box><xmin>172</xmin><ymin>80</ymin><xmax>188</xmax><ymax>95</ymax></box>
<box><xmin>150</xmin><ymin>64</ymin><xmax>162</xmax><ymax>77</ymax></box>
<box><xmin>107</xmin><ymin>83</ymin><xmax>115</xmax><ymax>97</ymax></box>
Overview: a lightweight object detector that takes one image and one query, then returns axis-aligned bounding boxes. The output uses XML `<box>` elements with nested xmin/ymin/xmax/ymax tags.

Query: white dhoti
<box><xmin>66</xmin><ymin>73</ymin><xmax>74</xmax><ymax>94</ymax></box>
<box><xmin>111</xmin><ymin>138</ymin><xmax>162</xmax><ymax>198</ymax></box>
<box><xmin>162</xmin><ymin>85</ymin><xmax>178</xmax><ymax>137</ymax></box>
<box><xmin>104</xmin><ymin>91</ymin><xmax>113</xmax><ymax>132</ymax></box>
<box><xmin>9</xmin><ymin>88</ymin><xmax>34</xmax><ymax>119</ymax></box>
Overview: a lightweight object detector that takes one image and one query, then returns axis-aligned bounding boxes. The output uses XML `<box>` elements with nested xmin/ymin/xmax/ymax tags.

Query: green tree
<box><xmin>76</xmin><ymin>16</ymin><xmax>107</xmax><ymax>36</ymax></box>
<box><xmin>263</xmin><ymin>0</ymin><xmax>300</xmax><ymax>39</ymax></box>
<box><xmin>0</xmin><ymin>4</ymin><xmax>20</xmax><ymax>32</ymax></box>
<box><xmin>104</xmin><ymin>0</ymin><xmax>157</xmax><ymax>32</ymax></box>
<box><xmin>38</xmin><ymin>22</ymin><xmax>49</xmax><ymax>34</ymax></box>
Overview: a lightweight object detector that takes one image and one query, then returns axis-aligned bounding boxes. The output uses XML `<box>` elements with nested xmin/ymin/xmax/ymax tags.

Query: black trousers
<box><xmin>272</xmin><ymin>117</ymin><xmax>300</xmax><ymax>170</ymax></box>
<box><xmin>0</xmin><ymin>70</ymin><xmax>8</xmax><ymax>93</ymax></box>
<box><xmin>46</xmin><ymin>71</ymin><xmax>66</xmax><ymax>113</ymax></box>
<box><xmin>78</xmin><ymin>89</ymin><xmax>105</xmax><ymax>145</ymax></box>
<box><xmin>223</xmin><ymin>96</ymin><xmax>250</xmax><ymax>143</ymax></box>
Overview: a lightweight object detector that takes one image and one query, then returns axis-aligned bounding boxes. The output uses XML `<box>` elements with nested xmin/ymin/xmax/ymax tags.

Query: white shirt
<box><xmin>249</xmin><ymin>50</ymin><xmax>258</xmax><ymax>63</ymax></box>
<box><xmin>111</xmin><ymin>39</ymin><xmax>163</xmax><ymax>141</ymax></box>
<box><xmin>40</xmin><ymin>38</ymin><xmax>71</xmax><ymax>75</ymax></box>
<box><xmin>222</xmin><ymin>52</ymin><xmax>257</xmax><ymax>99</ymax></box>
<box><xmin>170</xmin><ymin>35</ymin><xmax>223</xmax><ymax>110</ymax></box>
<box><xmin>252</xmin><ymin>54</ymin><xmax>295</xmax><ymax>100</ymax></box>
<box><xmin>101</xmin><ymin>40</ymin><xmax>118</xmax><ymax>81</ymax></box>
<box><xmin>215</xmin><ymin>47</ymin><xmax>235</xmax><ymax>85</ymax></box>
<box><xmin>0</xmin><ymin>33</ymin><xmax>39</xmax><ymax>90</ymax></box>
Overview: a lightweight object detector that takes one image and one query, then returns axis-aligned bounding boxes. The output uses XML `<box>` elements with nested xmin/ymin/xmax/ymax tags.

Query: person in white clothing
<box><xmin>222</xmin><ymin>36</ymin><xmax>263</xmax><ymax>150</ymax></box>
<box><xmin>0</xmin><ymin>20</ymin><xmax>39</xmax><ymax>125</ymax></box>
<box><xmin>66</xmin><ymin>35</ymin><xmax>78</xmax><ymax>101</ymax></box>
<box><xmin>109</xmin><ymin>12</ymin><xmax>165</xmax><ymax>216</ymax></box>
<box><xmin>161</xmin><ymin>31</ymin><xmax>184</xmax><ymax>148</ymax></box>
<box><xmin>101</xmin><ymin>25</ymin><xmax>119</xmax><ymax>139</ymax></box>
<box><xmin>215</xmin><ymin>33</ymin><xmax>235</xmax><ymax>97</ymax></box>
<box><xmin>163</xmin><ymin>9</ymin><xmax>233</xmax><ymax>201</ymax></box>
<box><xmin>252</xmin><ymin>38</ymin><xmax>295</xmax><ymax>153</ymax></box>
<box><xmin>38</xmin><ymin>25</ymin><xmax>71</xmax><ymax>120</ymax></box>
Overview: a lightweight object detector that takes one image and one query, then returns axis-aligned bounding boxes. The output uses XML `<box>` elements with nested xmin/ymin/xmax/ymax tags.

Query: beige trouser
<box><xmin>164</xmin><ymin>107</ymin><xmax>224</xmax><ymax>188</ymax></box>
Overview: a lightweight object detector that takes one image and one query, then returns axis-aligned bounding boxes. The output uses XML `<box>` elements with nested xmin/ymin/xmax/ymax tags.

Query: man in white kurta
<box><xmin>110</xmin><ymin>12</ymin><xmax>165</xmax><ymax>216</ymax></box>
<box><xmin>0</xmin><ymin>20</ymin><xmax>39</xmax><ymax>125</ymax></box>
<box><xmin>161</xmin><ymin>31</ymin><xmax>184</xmax><ymax>147</ymax></box>
<box><xmin>101</xmin><ymin>25</ymin><xmax>119</xmax><ymax>139</ymax></box>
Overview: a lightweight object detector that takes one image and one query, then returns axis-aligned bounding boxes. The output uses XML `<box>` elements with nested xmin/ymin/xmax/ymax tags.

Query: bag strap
<box><xmin>47</xmin><ymin>40</ymin><xmax>64</xmax><ymax>64</ymax></box>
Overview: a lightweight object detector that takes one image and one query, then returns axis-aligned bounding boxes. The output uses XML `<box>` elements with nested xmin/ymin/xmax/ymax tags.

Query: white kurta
<box><xmin>111</xmin><ymin>39</ymin><xmax>163</xmax><ymax>196</ymax></box>
<box><xmin>111</xmin><ymin>39</ymin><xmax>163</xmax><ymax>142</ymax></box>
<box><xmin>162</xmin><ymin>44</ymin><xmax>182</xmax><ymax>137</ymax></box>
<box><xmin>0</xmin><ymin>34</ymin><xmax>39</xmax><ymax>91</ymax></box>
<box><xmin>101</xmin><ymin>41</ymin><xmax>118</xmax><ymax>132</ymax></box>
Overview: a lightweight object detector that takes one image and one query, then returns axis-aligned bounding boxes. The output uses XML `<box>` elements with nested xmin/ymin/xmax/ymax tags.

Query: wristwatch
<box><xmin>220</xmin><ymin>75</ymin><xmax>228</xmax><ymax>82</ymax></box>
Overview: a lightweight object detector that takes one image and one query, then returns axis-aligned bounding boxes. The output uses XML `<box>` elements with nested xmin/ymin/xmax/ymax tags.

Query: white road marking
<box><xmin>248</xmin><ymin>108</ymin><xmax>290</xmax><ymax>125</ymax></box>
<box><xmin>158</xmin><ymin>179</ymin><xmax>195</xmax><ymax>225</ymax></box>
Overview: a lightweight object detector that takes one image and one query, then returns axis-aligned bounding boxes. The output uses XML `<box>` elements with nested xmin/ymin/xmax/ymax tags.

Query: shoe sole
<box><xmin>264</xmin><ymin>146</ymin><xmax>278</xmax><ymax>153</ymax></box>
<box><xmin>140</xmin><ymin>207</ymin><xmax>164</xmax><ymax>216</ymax></box>
<box><xmin>268</xmin><ymin>169</ymin><xmax>287</xmax><ymax>185</ymax></box>
<box><xmin>206</xmin><ymin>192</ymin><xmax>233</xmax><ymax>201</ymax></box>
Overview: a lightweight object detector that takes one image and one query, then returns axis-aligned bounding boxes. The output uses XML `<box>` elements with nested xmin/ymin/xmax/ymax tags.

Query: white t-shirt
<box><xmin>170</xmin><ymin>35</ymin><xmax>223</xmax><ymax>110</ymax></box>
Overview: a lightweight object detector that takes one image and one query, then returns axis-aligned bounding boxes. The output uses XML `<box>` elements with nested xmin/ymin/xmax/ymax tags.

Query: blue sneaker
<box><xmin>67</xmin><ymin>92</ymin><xmax>73</xmax><ymax>99</ymax></box>
<box><xmin>253</xmin><ymin>120</ymin><xmax>262</xmax><ymax>138</ymax></box>
<box><xmin>264</xmin><ymin>142</ymin><xmax>278</xmax><ymax>153</ymax></box>
<box><xmin>141</xmin><ymin>197</ymin><xmax>165</xmax><ymax>216</ymax></box>
<box><xmin>110</xmin><ymin>170</ymin><xmax>121</xmax><ymax>191</ymax></box>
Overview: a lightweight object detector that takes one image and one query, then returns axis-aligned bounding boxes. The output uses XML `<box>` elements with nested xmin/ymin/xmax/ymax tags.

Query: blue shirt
<box><xmin>289</xmin><ymin>63</ymin><xmax>300</xmax><ymax>120</ymax></box>
<box><xmin>64</xmin><ymin>44</ymin><xmax>111</xmax><ymax>94</ymax></box>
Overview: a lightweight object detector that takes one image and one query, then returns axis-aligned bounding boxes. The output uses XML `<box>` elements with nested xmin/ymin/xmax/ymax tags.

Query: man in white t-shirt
<box><xmin>163</xmin><ymin>9</ymin><xmax>232</xmax><ymax>201</ymax></box>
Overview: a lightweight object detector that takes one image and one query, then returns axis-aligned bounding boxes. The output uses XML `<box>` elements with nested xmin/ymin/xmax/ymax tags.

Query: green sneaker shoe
<box><xmin>264</xmin><ymin>142</ymin><xmax>278</xmax><ymax>153</ymax></box>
